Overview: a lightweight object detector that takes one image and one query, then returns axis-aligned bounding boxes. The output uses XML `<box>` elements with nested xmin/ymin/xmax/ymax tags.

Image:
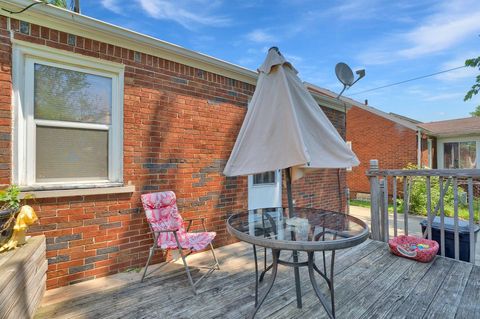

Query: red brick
<box><xmin>1</xmin><ymin>16</ymin><xmax>346</xmax><ymax>290</ymax></box>
<box><xmin>346</xmin><ymin>106</ymin><xmax>431</xmax><ymax>197</ymax></box>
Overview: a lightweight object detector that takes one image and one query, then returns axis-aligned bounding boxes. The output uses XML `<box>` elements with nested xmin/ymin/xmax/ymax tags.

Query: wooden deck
<box><xmin>35</xmin><ymin>240</ymin><xmax>480</xmax><ymax>319</ymax></box>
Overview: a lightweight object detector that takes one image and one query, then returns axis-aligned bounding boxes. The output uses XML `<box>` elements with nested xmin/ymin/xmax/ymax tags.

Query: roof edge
<box><xmin>303</xmin><ymin>85</ymin><xmax>421</xmax><ymax>131</ymax></box>
<box><xmin>304</xmin><ymin>82</ymin><xmax>351</xmax><ymax>113</ymax></box>
<box><xmin>352</xmin><ymin>103</ymin><xmax>420</xmax><ymax>131</ymax></box>
<box><xmin>0</xmin><ymin>0</ymin><xmax>258</xmax><ymax>84</ymax></box>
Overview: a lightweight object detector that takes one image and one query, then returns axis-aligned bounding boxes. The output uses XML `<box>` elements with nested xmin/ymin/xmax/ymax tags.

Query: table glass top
<box><xmin>227</xmin><ymin>207</ymin><xmax>368</xmax><ymax>245</ymax></box>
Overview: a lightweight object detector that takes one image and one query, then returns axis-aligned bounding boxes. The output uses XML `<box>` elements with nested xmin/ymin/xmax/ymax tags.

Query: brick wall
<box><xmin>1</xmin><ymin>16</ymin><xmax>346</xmax><ymax>289</ymax></box>
<box><xmin>290</xmin><ymin>107</ymin><xmax>347</xmax><ymax>211</ymax></box>
<box><xmin>346</xmin><ymin>106</ymin><xmax>429</xmax><ymax>197</ymax></box>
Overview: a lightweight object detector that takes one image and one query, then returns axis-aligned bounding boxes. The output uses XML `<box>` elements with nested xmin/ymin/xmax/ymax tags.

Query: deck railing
<box><xmin>367</xmin><ymin>159</ymin><xmax>480</xmax><ymax>264</ymax></box>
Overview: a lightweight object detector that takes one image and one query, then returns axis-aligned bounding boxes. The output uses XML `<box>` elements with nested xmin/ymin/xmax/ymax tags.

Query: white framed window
<box><xmin>443</xmin><ymin>141</ymin><xmax>476</xmax><ymax>169</ymax></box>
<box><xmin>253</xmin><ymin>171</ymin><xmax>276</xmax><ymax>185</ymax></box>
<box><xmin>13</xmin><ymin>41</ymin><xmax>124</xmax><ymax>188</ymax></box>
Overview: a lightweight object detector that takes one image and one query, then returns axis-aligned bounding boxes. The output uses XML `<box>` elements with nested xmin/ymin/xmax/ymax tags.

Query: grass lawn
<box><xmin>349</xmin><ymin>199</ymin><xmax>479</xmax><ymax>222</ymax></box>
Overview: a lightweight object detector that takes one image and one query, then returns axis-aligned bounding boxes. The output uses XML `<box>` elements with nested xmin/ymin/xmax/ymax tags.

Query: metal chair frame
<box><xmin>141</xmin><ymin>217</ymin><xmax>220</xmax><ymax>295</ymax></box>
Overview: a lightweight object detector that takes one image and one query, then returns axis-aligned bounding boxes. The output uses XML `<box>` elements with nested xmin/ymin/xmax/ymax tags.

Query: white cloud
<box><xmin>322</xmin><ymin>0</ymin><xmax>381</xmax><ymax>21</ymax></box>
<box><xmin>399</xmin><ymin>12</ymin><xmax>480</xmax><ymax>59</ymax></box>
<box><xmin>246</xmin><ymin>29</ymin><xmax>277</xmax><ymax>44</ymax></box>
<box><xmin>422</xmin><ymin>92</ymin><xmax>464</xmax><ymax>102</ymax></box>
<box><xmin>284</xmin><ymin>54</ymin><xmax>303</xmax><ymax>64</ymax></box>
<box><xmin>357</xmin><ymin>0</ymin><xmax>480</xmax><ymax>65</ymax></box>
<box><xmin>101</xmin><ymin>0</ymin><xmax>123</xmax><ymax>14</ymax></box>
<box><xmin>435</xmin><ymin>54</ymin><xmax>478</xmax><ymax>82</ymax></box>
<box><xmin>403</xmin><ymin>85</ymin><xmax>465</xmax><ymax>102</ymax></box>
<box><xmin>136</xmin><ymin>0</ymin><xmax>230</xmax><ymax>29</ymax></box>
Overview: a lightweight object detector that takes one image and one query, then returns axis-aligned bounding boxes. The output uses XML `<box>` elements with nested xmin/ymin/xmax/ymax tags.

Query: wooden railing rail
<box><xmin>367</xmin><ymin>169</ymin><xmax>480</xmax><ymax>177</ymax></box>
<box><xmin>367</xmin><ymin>159</ymin><xmax>479</xmax><ymax>264</ymax></box>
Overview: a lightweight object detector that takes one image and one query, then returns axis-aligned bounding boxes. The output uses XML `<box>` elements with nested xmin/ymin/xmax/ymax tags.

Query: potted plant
<box><xmin>0</xmin><ymin>185</ymin><xmax>22</xmax><ymax>246</ymax></box>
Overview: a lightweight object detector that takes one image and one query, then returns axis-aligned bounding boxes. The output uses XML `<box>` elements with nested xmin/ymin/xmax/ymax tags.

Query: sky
<box><xmin>81</xmin><ymin>0</ymin><xmax>480</xmax><ymax>122</ymax></box>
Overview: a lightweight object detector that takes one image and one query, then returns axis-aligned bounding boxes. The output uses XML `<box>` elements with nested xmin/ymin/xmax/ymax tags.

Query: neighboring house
<box><xmin>344</xmin><ymin>98</ymin><xmax>480</xmax><ymax>199</ymax></box>
<box><xmin>0</xmin><ymin>1</ymin><xmax>349</xmax><ymax>289</ymax></box>
<box><xmin>304</xmin><ymin>84</ymin><xmax>434</xmax><ymax>199</ymax></box>
<box><xmin>345</xmin><ymin>98</ymin><xmax>433</xmax><ymax>199</ymax></box>
<box><xmin>419</xmin><ymin>117</ymin><xmax>480</xmax><ymax>169</ymax></box>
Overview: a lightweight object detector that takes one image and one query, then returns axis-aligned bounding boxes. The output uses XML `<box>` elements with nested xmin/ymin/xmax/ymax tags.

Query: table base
<box><xmin>251</xmin><ymin>246</ymin><xmax>336</xmax><ymax>319</ymax></box>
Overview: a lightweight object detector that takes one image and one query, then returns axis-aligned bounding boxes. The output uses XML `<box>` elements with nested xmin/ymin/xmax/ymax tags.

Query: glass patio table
<box><xmin>226</xmin><ymin>207</ymin><xmax>369</xmax><ymax>319</ymax></box>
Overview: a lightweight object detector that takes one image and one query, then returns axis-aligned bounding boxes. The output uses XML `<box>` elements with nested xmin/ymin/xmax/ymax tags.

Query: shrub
<box><xmin>402</xmin><ymin>164</ymin><xmax>466</xmax><ymax>216</ymax></box>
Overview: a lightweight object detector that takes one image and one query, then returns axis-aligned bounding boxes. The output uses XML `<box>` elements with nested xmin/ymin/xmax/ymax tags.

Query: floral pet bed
<box><xmin>388</xmin><ymin>235</ymin><xmax>439</xmax><ymax>263</ymax></box>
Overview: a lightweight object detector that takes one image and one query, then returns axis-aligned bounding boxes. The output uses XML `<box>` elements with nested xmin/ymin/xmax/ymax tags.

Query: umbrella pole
<box><xmin>285</xmin><ymin>168</ymin><xmax>295</xmax><ymax>218</ymax></box>
<box><xmin>285</xmin><ymin>168</ymin><xmax>303</xmax><ymax>308</ymax></box>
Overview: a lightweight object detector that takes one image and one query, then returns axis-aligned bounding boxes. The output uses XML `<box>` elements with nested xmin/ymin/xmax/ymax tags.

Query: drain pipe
<box><xmin>417</xmin><ymin>129</ymin><xmax>422</xmax><ymax>168</ymax></box>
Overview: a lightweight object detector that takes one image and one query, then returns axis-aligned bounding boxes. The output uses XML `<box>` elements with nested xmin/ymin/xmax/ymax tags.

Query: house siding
<box><xmin>1</xmin><ymin>16</ymin><xmax>346</xmax><ymax>289</ymax></box>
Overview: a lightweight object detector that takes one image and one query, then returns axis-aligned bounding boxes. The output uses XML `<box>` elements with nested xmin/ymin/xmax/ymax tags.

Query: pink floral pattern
<box><xmin>388</xmin><ymin>235</ymin><xmax>439</xmax><ymax>263</ymax></box>
<box><xmin>141</xmin><ymin>191</ymin><xmax>216</xmax><ymax>251</ymax></box>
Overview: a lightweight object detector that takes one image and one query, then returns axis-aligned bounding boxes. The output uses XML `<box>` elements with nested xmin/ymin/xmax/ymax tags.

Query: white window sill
<box><xmin>19</xmin><ymin>185</ymin><xmax>135</xmax><ymax>199</ymax></box>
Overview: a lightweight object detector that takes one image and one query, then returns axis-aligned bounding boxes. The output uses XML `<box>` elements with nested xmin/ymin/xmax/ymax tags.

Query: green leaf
<box><xmin>464</xmin><ymin>55</ymin><xmax>480</xmax><ymax>102</ymax></box>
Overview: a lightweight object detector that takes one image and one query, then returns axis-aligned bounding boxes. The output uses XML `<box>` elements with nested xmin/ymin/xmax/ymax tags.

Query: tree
<box><xmin>470</xmin><ymin>105</ymin><xmax>480</xmax><ymax>117</ymax></box>
<box><xmin>47</xmin><ymin>0</ymin><xmax>68</xmax><ymax>8</ymax></box>
<box><xmin>465</xmin><ymin>56</ymin><xmax>480</xmax><ymax>116</ymax></box>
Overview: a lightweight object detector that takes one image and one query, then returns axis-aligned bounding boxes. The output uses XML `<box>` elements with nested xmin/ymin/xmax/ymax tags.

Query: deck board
<box><xmin>35</xmin><ymin>240</ymin><xmax>480</xmax><ymax>319</ymax></box>
<box><xmin>455</xmin><ymin>266</ymin><xmax>480</xmax><ymax>319</ymax></box>
<box><xmin>358</xmin><ymin>258</ymin><xmax>433</xmax><ymax>319</ymax></box>
<box><xmin>389</xmin><ymin>257</ymin><xmax>454</xmax><ymax>319</ymax></box>
<box><xmin>423</xmin><ymin>261</ymin><xmax>472</xmax><ymax>319</ymax></box>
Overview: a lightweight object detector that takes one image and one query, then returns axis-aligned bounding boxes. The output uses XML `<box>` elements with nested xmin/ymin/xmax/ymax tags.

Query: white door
<box><xmin>248</xmin><ymin>170</ymin><xmax>282</xmax><ymax>210</ymax></box>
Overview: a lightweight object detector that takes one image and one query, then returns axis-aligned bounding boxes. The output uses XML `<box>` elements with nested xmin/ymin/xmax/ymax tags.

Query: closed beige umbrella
<box><xmin>224</xmin><ymin>47</ymin><xmax>359</xmax><ymax>187</ymax></box>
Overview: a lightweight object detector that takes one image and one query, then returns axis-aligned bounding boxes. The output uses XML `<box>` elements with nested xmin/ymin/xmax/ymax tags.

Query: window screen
<box><xmin>36</xmin><ymin>126</ymin><xmax>108</xmax><ymax>182</ymax></box>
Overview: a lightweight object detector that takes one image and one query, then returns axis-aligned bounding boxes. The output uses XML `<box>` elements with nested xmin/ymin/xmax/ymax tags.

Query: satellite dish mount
<box><xmin>335</xmin><ymin>62</ymin><xmax>365</xmax><ymax>99</ymax></box>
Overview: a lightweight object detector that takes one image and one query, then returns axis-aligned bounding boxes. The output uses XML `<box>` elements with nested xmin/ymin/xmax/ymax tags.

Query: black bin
<box><xmin>420</xmin><ymin>217</ymin><xmax>480</xmax><ymax>262</ymax></box>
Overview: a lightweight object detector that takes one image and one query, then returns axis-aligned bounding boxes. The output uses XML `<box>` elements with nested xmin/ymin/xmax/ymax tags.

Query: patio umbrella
<box><xmin>224</xmin><ymin>47</ymin><xmax>359</xmax><ymax>215</ymax></box>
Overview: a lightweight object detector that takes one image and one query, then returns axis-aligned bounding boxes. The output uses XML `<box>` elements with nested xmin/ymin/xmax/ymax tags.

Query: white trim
<box><xmin>1</xmin><ymin>0</ymin><xmax>257</xmax><ymax>85</ymax></box>
<box><xmin>305</xmin><ymin>82</ymin><xmax>350</xmax><ymax>113</ymax></box>
<box><xmin>24</xmin><ymin>57</ymin><xmax>35</xmax><ymax>183</ymax></box>
<box><xmin>427</xmin><ymin>139</ymin><xmax>432</xmax><ymax>168</ymax></box>
<box><xmin>35</xmin><ymin>119</ymin><xmax>110</xmax><ymax>130</ymax></box>
<box><xmin>20</xmin><ymin>185</ymin><xmax>135</xmax><ymax>199</ymax></box>
<box><xmin>248</xmin><ymin>170</ymin><xmax>282</xmax><ymax>210</ymax></box>
<box><xmin>13</xmin><ymin>39</ymin><xmax>125</xmax><ymax>72</ymax></box>
<box><xmin>12</xmin><ymin>41</ymin><xmax>124</xmax><ymax>187</ymax></box>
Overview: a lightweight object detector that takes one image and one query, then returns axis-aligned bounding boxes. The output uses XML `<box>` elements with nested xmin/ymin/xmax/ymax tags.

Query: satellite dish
<box><xmin>335</xmin><ymin>62</ymin><xmax>354</xmax><ymax>86</ymax></box>
<box><xmin>334</xmin><ymin>62</ymin><xmax>366</xmax><ymax>99</ymax></box>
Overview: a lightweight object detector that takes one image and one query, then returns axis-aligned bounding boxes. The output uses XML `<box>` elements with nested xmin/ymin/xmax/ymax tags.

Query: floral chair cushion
<box><xmin>141</xmin><ymin>191</ymin><xmax>216</xmax><ymax>251</ymax></box>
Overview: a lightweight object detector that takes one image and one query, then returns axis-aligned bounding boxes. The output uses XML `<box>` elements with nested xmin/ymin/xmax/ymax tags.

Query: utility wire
<box><xmin>349</xmin><ymin>65</ymin><xmax>466</xmax><ymax>96</ymax></box>
<box><xmin>1</xmin><ymin>1</ymin><xmax>43</xmax><ymax>14</ymax></box>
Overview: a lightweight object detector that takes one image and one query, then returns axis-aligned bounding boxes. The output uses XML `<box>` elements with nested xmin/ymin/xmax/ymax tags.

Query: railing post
<box><xmin>369</xmin><ymin>160</ymin><xmax>382</xmax><ymax>241</ymax></box>
<box><xmin>379</xmin><ymin>179</ymin><xmax>386</xmax><ymax>241</ymax></box>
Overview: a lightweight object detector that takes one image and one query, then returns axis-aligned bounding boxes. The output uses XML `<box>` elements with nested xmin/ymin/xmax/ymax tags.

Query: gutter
<box><xmin>305</xmin><ymin>82</ymin><xmax>354</xmax><ymax>113</ymax></box>
<box><xmin>417</xmin><ymin>129</ymin><xmax>422</xmax><ymax>168</ymax></box>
